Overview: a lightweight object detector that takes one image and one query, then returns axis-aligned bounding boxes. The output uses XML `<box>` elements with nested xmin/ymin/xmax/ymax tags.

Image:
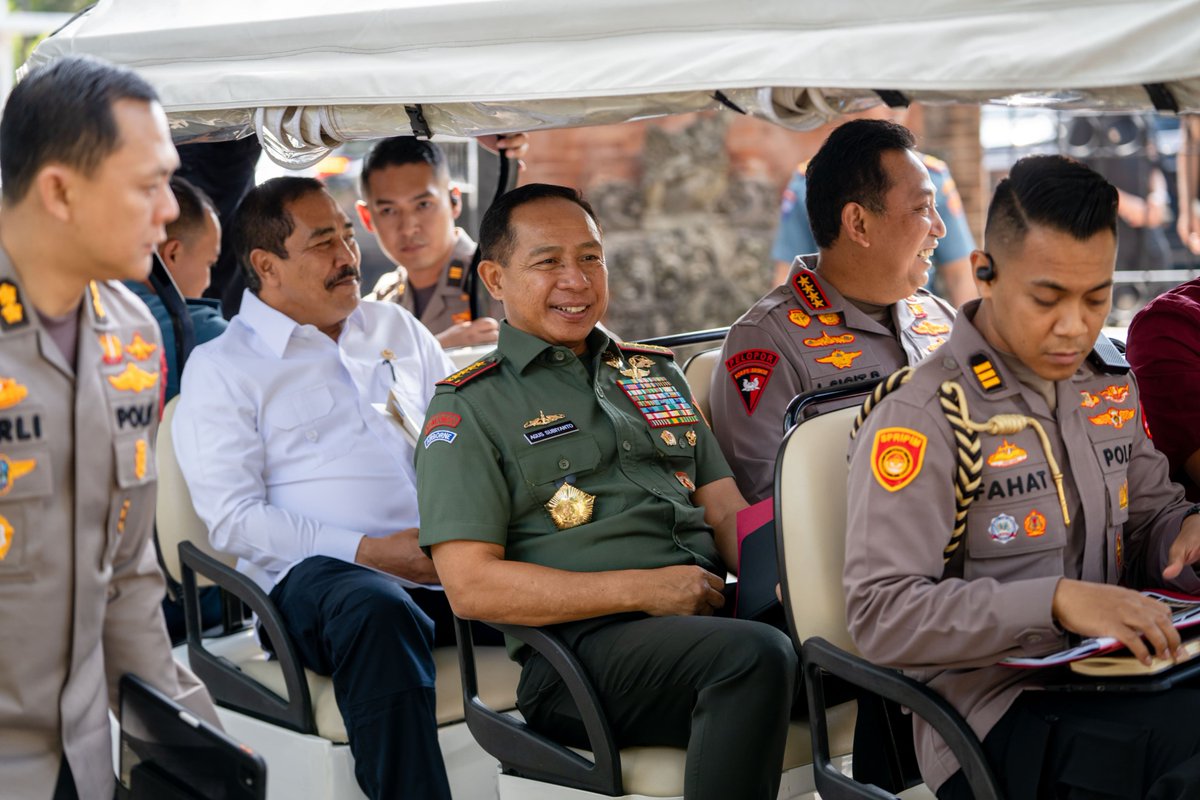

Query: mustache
<box><xmin>325</xmin><ymin>266</ymin><xmax>360</xmax><ymax>290</ymax></box>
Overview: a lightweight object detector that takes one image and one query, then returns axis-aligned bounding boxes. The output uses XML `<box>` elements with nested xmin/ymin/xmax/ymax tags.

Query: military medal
<box><xmin>686</xmin><ymin>430</ymin><xmax>697</xmax><ymax>447</ymax></box>
<box><xmin>545</xmin><ymin>482</ymin><xmax>595</xmax><ymax>530</ymax></box>
<box><xmin>524</xmin><ymin>410</ymin><xmax>566</xmax><ymax>429</ymax></box>
<box><xmin>620</xmin><ymin>355</ymin><xmax>654</xmax><ymax>380</ymax></box>
<box><xmin>660</xmin><ymin>430</ymin><xmax>677</xmax><ymax>446</ymax></box>
<box><xmin>617</xmin><ymin>376</ymin><xmax>700</xmax><ymax>428</ymax></box>
<box><xmin>675</xmin><ymin>471</ymin><xmax>696</xmax><ymax>492</ymax></box>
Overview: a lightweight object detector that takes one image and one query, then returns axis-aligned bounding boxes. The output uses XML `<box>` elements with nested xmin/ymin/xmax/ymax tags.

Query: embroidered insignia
<box><xmin>617</xmin><ymin>341</ymin><xmax>675</xmax><ymax>358</ymax></box>
<box><xmin>1024</xmin><ymin>509</ymin><xmax>1047</xmax><ymax>538</ymax></box>
<box><xmin>871</xmin><ymin>427</ymin><xmax>927</xmax><ymax>492</ymax></box>
<box><xmin>0</xmin><ymin>454</ymin><xmax>36</xmax><ymax>496</ymax></box>
<box><xmin>911</xmin><ymin>320</ymin><xmax>950</xmax><ymax>336</ymax></box>
<box><xmin>988</xmin><ymin>513</ymin><xmax>1019</xmax><ymax>544</ymax></box>
<box><xmin>793</xmin><ymin>272</ymin><xmax>829</xmax><ymax>311</ymax></box>
<box><xmin>0</xmin><ymin>281</ymin><xmax>26</xmax><ymax>330</ymax></box>
<box><xmin>0</xmin><ymin>513</ymin><xmax>12</xmax><ymax>560</ymax></box>
<box><xmin>675</xmin><ymin>471</ymin><xmax>696</xmax><ymax>492</ymax></box>
<box><xmin>817</xmin><ymin>313</ymin><xmax>842</xmax><ymax>326</ymax></box>
<box><xmin>724</xmin><ymin>349</ymin><xmax>779</xmax><ymax>415</ymax></box>
<box><xmin>1080</xmin><ymin>391</ymin><xmax>1100</xmax><ymax>408</ymax></box>
<box><xmin>803</xmin><ymin>330</ymin><xmax>855</xmax><ymax>348</ymax></box>
<box><xmin>437</xmin><ymin>358</ymin><xmax>499</xmax><ymax>387</ymax></box>
<box><xmin>1099</xmin><ymin>384</ymin><xmax>1130</xmax><ymax>404</ymax></box>
<box><xmin>0</xmin><ymin>377</ymin><xmax>29</xmax><ymax>410</ymax></box>
<box><xmin>661</xmin><ymin>430</ymin><xmax>677</xmax><ymax>446</ymax></box>
<box><xmin>604</xmin><ymin>352</ymin><xmax>623</xmax><ymax>370</ymax></box>
<box><xmin>134</xmin><ymin>438</ymin><xmax>148</xmax><ymax>480</ymax></box>
<box><xmin>524</xmin><ymin>420</ymin><xmax>577</xmax><ymax>445</ymax></box>
<box><xmin>423</xmin><ymin>412</ymin><xmax>461</xmax><ymax>436</ymax></box>
<box><xmin>788</xmin><ymin>309</ymin><xmax>812</xmax><ymax>328</ymax></box>
<box><xmin>88</xmin><ymin>281</ymin><xmax>106</xmax><ymax>322</ymax></box>
<box><xmin>620</xmin><ymin>355</ymin><xmax>654</xmax><ymax>380</ymax></box>
<box><xmin>107</xmin><ymin>363</ymin><xmax>159</xmax><ymax>393</ymax></box>
<box><xmin>1118</xmin><ymin>480</ymin><xmax>1128</xmax><ymax>510</ymax></box>
<box><xmin>1089</xmin><ymin>408</ymin><xmax>1137</xmax><ymax>429</ymax></box>
<box><xmin>906</xmin><ymin>300</ymin><xmax>927</xmax><ymax>319</ymax></box>
<box><xmin>116</xmin><ymin>499</ymin><xmax>131</xmax><ymax>535</ymax></box>
<box><xmin>686</xmin><ymin>429</ymin><xmax>697</xmax><ymax>447</ymax></box>
<box><xmin>524</xmin><ymin>411</ymin><xmax>566</xmax><ymax>429</ymax></box>
<box><xmin>969</xmin><ymin>354</ymin><xmax>1003</xmax><ymax>392</ymax></box>
<box><xmin>986</xmin><ymin>439</ymin><xmax>1028</xmax><ymax>468</ymax></box>
<box><xmin>423</xmin><ymin>429</ymin><xmax>458</xmax><ymax>448</ymax></box>
<box><xmin>618</xmin><ymin>376</ymin><xmax>700</xmax><ymax>428</ymax></box>
<box><xmin>98</xmin><ymin>334</ymin><xmax>123</xmax><ymax>365</ymax></box>
<box><xmin>926</xmin><ymin>337</ymin><xmax>947</xmax><ymax>353</ymax></box>
<box><xmin>447</xmin><ymin>264</ymin><xmax>465</xmax><ymax>284</ymax></box>
<box><xmin>124</xmin><ymin>331</ymin><xmax>157</xmax><ymax>361</ymax></box>
<box><xmin>815</xmin><ymin>349</ymin><xmax>862</xmax><ymax>370</ymax></box>
<box><xmin>546</xmin><ymin>482</ymin><xmax>595</xmax><ymax>529</ymax></box>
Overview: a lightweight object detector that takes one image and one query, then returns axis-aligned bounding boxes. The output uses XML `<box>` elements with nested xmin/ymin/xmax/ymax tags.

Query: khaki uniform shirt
<box><xmin>844</xmin><ymin>302</ymin><xmax>1198</xmax><ymax>792</ymax></box>
<box><xmin>711</xmin><ymin>256</ymin><xmax>955</xmax><ymax>503</ymax></box>
<box><xmin>0</xmin><ymin>250</ymin><xmax>214</xmax><ymax>800</ymax></box>
<box><xmin>366</xmin><ymin>230</ymin><xmax>502</xmax><ymax>336</ymax></box>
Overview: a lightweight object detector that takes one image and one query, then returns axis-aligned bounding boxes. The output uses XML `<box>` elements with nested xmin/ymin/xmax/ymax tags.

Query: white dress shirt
<box><xmin>173</xmin><ymin>290</ymin><xmax>455</xmax><ymax>592</ymax></box>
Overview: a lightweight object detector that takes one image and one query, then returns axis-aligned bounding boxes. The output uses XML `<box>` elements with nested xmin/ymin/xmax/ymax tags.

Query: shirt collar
<box><xmin>237</xmin><ymin>288</ymin><xmax>366</xmax><ymax>358</ymax></box>
<box><xmin>497</xmin><ymin>321</ymin><xmax>610</xmax><ymax>373</ymax></box>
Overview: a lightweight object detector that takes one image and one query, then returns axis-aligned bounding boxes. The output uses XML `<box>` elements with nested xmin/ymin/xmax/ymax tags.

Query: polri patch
<box><xmin>792</xmin><ymin>272</ymin><xmax>829</xmax><ymax>311</ymax></box>
<box><xmin>617</xmin><ymin>376</ymin><xmax>700</xmax><ymax>428</ymax></box>
<box><xmin>525</xmin><ymin>420</ymin><xmax>578</xmax><ymax>445</ymax></box>
<box><xmin>871</xmin><ymin>427</ymin><xmax>927</xmax><ymax>492</ymax></box>
<box><xmin>423</xmin><ymin>429</ymin><xmax>458</xmax><ymax>448</ymax></box>
<box><xmin>724</xmin><ymin>349</ymin><xmax>779</xmax><ymax>416</ymax></box>
<box><xmin>969</xmin><ymin>354</ymin><xmax>1003</xmax><ymax>392</ymax></box>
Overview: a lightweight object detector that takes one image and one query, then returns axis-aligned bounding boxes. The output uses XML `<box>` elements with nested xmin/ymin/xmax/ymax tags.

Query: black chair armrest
<box><xmin>179</xmin><ymin>541</ymin><xmax>316</xmax><ymax>734</ymax></box>
<box><xmin>802</xmin><ymin>637</ymin><xmax>1002</xmax><ymax>800</ymax></box>
<box><xmin>783</xmin><ymin>379</ymin><xmax>884</xmax><ymax>432</ymax></box>
<box><xmin>454</xmin><ymin>616</ymin><xmax>622</xmax><ymax>796</ymax></box>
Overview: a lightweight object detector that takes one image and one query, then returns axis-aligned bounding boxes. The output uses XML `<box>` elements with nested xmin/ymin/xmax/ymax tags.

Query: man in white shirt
<box><xmin>172</xmin><ymin>176</ymin><xmax>455</xmax><ymax>800</ymax></box>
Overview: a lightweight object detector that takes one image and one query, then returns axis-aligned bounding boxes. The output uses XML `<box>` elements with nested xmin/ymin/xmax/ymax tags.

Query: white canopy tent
<box><xmin>24</xmin><ymin>0</ymin><xmax>1200</xmax><ymax>166</ymax></box>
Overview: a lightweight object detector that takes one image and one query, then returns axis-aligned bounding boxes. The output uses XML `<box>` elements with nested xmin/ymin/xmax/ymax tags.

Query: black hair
<box><xmin>805</xmin><ymin>118</ymin><xmax>917</xmax><ymax>249</ymax></box>
<box><xmin>479</xmin><ymin>183</ymin><xmax>600</xmax><ymax>265</ymax></box>
<box><xmin>985</xmin><ymin>155</ymin><xmax>1119</xmax><ymax>251</ymax></box>
<box><xmin>231</xmin><ymin>176</ymin><xmax>326</xmax><ymax>294</ymax></box>
<box><xmin>359</xmin><ymin>136</ymin><xmax>450</xmax><ymax>198</ymax></box>
<box><xmin>1</xmin><ymin>55</ymin><xmax>158</xmax><ymax>204</ymax></box>
<box><xmin>165</xmin><ymin>175</ymin><xmax>217</xmax><ymax>243</ymax></box>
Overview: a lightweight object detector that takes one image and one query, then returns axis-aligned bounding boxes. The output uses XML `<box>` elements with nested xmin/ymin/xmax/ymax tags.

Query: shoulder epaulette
<box><xmin>437</xmin><ymin>357</ymin><xmax>500</xmax><ymax>388</ymax></box>
<box><xmin>616</xmin><ymin>340</ymin><xmax>675</xmax><ymax>359</ymax></box>
<box><xmin>792</xmin><ymin>271</ymin><xmax>830</xmax><ymax>311</ymax></box>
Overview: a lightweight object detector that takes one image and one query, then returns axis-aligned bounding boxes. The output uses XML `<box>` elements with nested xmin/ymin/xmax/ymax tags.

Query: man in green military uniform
<box><xmin>416</xmin><ymin>183</ymin><xmax>797</xmax><ymax>800</ymax></box>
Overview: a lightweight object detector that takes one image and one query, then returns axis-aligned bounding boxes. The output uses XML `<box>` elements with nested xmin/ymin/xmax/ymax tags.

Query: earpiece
<box><xmin>975</xmin><ymin>253</ymin><xmax>996</xmax><ymax>282</ymax></box>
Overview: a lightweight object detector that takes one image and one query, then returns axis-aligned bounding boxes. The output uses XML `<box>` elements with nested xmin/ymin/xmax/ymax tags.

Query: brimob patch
<box><xmin>871</xmin><ymin>427</ymin><xmax>927</xmax><ymax>492</ymax></box>
<box><xmin>724</xmin><ymin>349</ymin><xmax>779</xmax><ymax>415</ymax></box>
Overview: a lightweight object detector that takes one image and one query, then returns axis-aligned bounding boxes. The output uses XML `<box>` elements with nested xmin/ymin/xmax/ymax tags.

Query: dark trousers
<box><xmin>938</xmin><ymin>687</ymin><xmax>1200</xmax><ymax>799</ymax></box>
<box><xmin>269</xmin><ymin>557</ymin><xmax>450</xmax><ymax>800</ymax></box>
<box><xmin>516</xmin><ymin>614</ymin><xmax>798</xmax><ymax>800</ymax></box>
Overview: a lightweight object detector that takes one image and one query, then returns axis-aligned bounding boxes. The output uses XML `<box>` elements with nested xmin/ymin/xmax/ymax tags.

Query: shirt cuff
<box><xmin>314</xmin><ymin>525</ymin><xmax>365</xmax><ymax>566</ymax></box>
<box><xmin>1003</xmin><ymin>576</ymin><xmax>1065</xmax><ymax>656</ymax></box>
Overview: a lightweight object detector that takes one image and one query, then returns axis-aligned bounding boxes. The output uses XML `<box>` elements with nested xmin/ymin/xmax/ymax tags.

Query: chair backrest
<box><xmin>156</xmin><ymin>395</ymin><xmax>237</xmax><ymax>586</ymax></box>
<box><xmin>775</xmin><ymin>402</ymin><xmax>862</xmax><ymax>654</ymax></box>
<box><xmin>682</xmin><ymin>347</ymin><xmax>720</xmax><ymax>422</ymax></box>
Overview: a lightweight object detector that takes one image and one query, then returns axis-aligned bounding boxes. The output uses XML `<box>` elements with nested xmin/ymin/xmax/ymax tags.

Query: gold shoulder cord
<box><xmin>852</xmin><ymin>369</ymin><xmax>1070</xmax><ymax>565</ymax></box>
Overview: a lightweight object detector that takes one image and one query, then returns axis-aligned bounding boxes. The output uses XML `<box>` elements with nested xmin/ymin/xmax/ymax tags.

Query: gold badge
<box><xmin>675</xmin><ymin>471</ymin><xmax>696</xmax><ymax>492</ymax></box>
<box><xmin>134</xmin><ymin>438</ymin><xmax>148</xmax><ymax>480</ymax></box>
<box><xmin>802</xmin><ymin>330</ymin><xmax>855</xmax><ymax>348</ymax></box>
<box><xmin>380</xmin><ymin>348</ymin><xmax>396</xmax><ymax>361</ymax></box>
<box><xmin>926</xmin><ymin>336</ymin><xmax>946</xmax><ymax>353</ymax></box>
<box><xmin>99</xmin><ymin>334</ymin><xmax>123</xmax><ymax>365</ymax></box>
<box><xmin>117</xmin><ymin>498</ymin><xmax>131</xmax><ymax>535</ymax></box>
<box><xmin>907</xmin><ymin>301</ymin><xmax>927</xmax><ymax>319</ymax></box>
<box><xmin>604</xmin><ymin>353</ymin><xmax>623</xmax><ymax>370</ymax></box>
<box><xmin>815</xmin><ymin>349</ymin><xmax>862</xmax><ymax>370</ymax></box>
<box><xmin>524</xmin><ymin>410</ymin><xmax>566</xmax><ymax>429</ymax></box>
<box><xmin>0</xmin><ymin>377</ymin><xmax>29</xmax><ymax>410</ymax></box>
<box><xmin>620</xmin><ymin>355</ymin><xmax>654</xmax><ymax>380</ymax></box>
<box><xmin>661</xmin><ymin>430</ymin><xmax>677</xmax><ymax>446</ymax></box>
<box><xmin>545</xmin><ymin>482</ymin><xmax>595</xmax><ymax>530</ymax></box>
<box><xmin>124</xmin><ymin>332</ymin><xmax>157</xmax><ymax>361</ymax></box>
<box><xmin>0</xmin><ymin>454</ymin><xmax>36</xmax><ymax>496</ymax></box>
<box><xmin>911</xmin><ymin>320</ymin><xmax>950</xmax><ymax>336</ymax></box>
<box><xmin>108</xmin><ymin>363</ymin><xmax>159</xmax><ymax>393</ymax></box>
<box><xmin>1119</xmin><ymin>480</ymin><xmax>1129</xmax><ymax>510</ymax></box>
<box><xmin>88</xmin><ymin>281</ymin><xmax>106</xmax><ymax>321</ymax></box>
<box><xmin>0</xmin><ymin>513</ymin><xmax>12</xmax><ymax>561</ymax></box>
<box><xmin>817</xmin><ymin>313</ymin><xmax>841</xmax><ymax>326</ymax></box>
<box><xmin>686</xmin><ymin>430</ymin><xmax>697</xmax><ymax>446</ymax></box>
<box><xmin>986</xmin><ymin>439</ymin><xmax>1027</xmax><ymax>468</ymax></box>
<box><xmin>787</xmin><ymin>309</ymin><xmax>812</xmax><ymax>328</ymax></box>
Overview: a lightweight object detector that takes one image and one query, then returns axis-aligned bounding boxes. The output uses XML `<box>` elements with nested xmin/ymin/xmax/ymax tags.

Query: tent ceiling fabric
<box><xmin>24</xmin><ymin>0</ymin><xmax>1200</xmax><ymax>166</ymax></box>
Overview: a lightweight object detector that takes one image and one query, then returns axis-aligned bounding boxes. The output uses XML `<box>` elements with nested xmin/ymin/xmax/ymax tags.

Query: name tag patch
<box><xmin>525</xmin><ymin>420</ymin><xmax>578</xmax><ymax>445</ymax></box>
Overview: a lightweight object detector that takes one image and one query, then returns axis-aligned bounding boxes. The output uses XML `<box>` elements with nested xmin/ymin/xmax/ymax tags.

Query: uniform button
<box><xmin>943</xmin><ymin>357</ymin><xmax>958</xmax><ymax>370</ymax></box>
<box><xmin>652</xmin><ymin>488</ymin><xmax>662</xmax><ymax>496</ymax></box>
<box><xmin>558</xmin><ymin>458</ymin><xmax>570</xmax><ymax>470</ymax></box>
<box><xmin>305</xmin><ymin>430</ymin><xmax>318</xmax><ymax>442</ymax></box>
<box><xmin>597</xmin><ymin>388</ymin><xmax>605</xmax><ymax>399</ymax></box>
<box><xmin>553</xmin><ymin>351</ymin><xmax>565</xmax><ymax>362</ymax></box>
<box><xmin>622</xmin><ymin>440</ymin><xmax>632</xmax><ymax>451</ymax></box>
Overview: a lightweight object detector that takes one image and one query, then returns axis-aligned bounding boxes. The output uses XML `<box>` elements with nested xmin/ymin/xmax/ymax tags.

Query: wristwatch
<box><xmin>1184</xmin><ymin>504</ymin><xmax>1200</xmax><ymax>521</ymax></box>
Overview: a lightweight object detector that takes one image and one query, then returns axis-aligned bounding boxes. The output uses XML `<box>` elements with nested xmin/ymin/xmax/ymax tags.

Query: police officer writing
<box><xmin>416</xmin><ymin>184</ymin><xmax>797</xmax><ymax>800</ymax></box>
<box><xmin>846</xmin><ymin>155</ymin><xmax>1200</xmax><ymax>799</ymax></box>
<box><xmin>0</xmin><ymin>56</ymin><xmax>217</xmax><ymax>800</ymax></box>
<box><xmin>711</xmin><ymin>119</ymin><xmax>955</xmax><ymax>504</ymax></box>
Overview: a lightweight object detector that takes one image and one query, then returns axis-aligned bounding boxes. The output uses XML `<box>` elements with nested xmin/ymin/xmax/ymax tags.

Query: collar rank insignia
<box><xmin>116</xmin><ymin>498</ymin><xmax>131</xmax><ymax>535</ymax></box>
<box><xmin>788</xmin><ymin>309</ymin><xmax>812</xmax><ymax>328</ymax></box>
<box><xmin>0</xmin><ymin>513</ymin><xmax>13</xmax><ymax>560</ymax></box>
<box><xmin>546</xmin><ymin>482</ymin><xmax>595</xmax><ymax>529</ymax></box>
<box><xmin>99</xmin><ymin>334</ymin><xmax>123</xmax><ymax>365</ymax></box>
<box><xmin>446</xmin><ymin>262</ymin><xmax>465</xmax><ymax>287</ymax></box>
<box><xmin>724</xmin><ymin>349</ymin><xmax>779</xmax><ymax>416</ymax></box>
<box><xmin>0</xmin><ymin>454</ymin><xmax>36</xmax><ymax>496</ymax></box>
<box><xmin>1080</xmin><ymin>391</ymin><xmax>1100</xmax><ymax>408</ymax></box>
<box><xmin>817</xmin><ymin>312</ymin><xmax>841</xmax><ymax>326</ymax></box>
<box><xmin>1089</xmin><ymin>408</ymin><xmax>1136</xmax><ymax>429</ymax></box>
<box><xmin>124</xmin><ymin>332</ymin><xmax>157</xmax><ymax>361</ymax></box>
<box><xmin>0</xmin><ymin>377</ymin><xmax>28</xmax><ymax>410</ymax></box>
<box><xmin>1024</xmin><ymin>509</ymin><xmax>1047</xmax><ymax>537</ymax></box>
<box><xmin>803</xmin><ymin>330</ymin><xmax>855</xmax><ymax>348</ymax></box>
<box><xmin>871</xmin><ymin>427</ymin><xmax>927</xmax><ymax>492</ymax></box>
<box><xmin>969</xmin><ymin>354</ymin><xmax>1003</xmax><ymax>392</ymax></box>
<box><xmin>88</xmin><ymin>281</ymin><xmax>107</xmax><ymax>322</ymax></box>
<box><xmin>911</xmin><ymin>320</ymin><xmax>950</xmax><ymax>336</ymax></box>
<box><xmin>0</xmin><ymin>281</ymin><xmax>26</xmax><ymax>331</ymax></box>
<box><xmin>815</xmin><ymin>349</ymin><xmax>862</xmax><ymax>370</ymax></box>
<box><xmin>986</xmin><ymin>439</ymin><xmax>1027</xmax><ymax>468</ymax></box>
<box><xmin>906</xmin><ymin>299</ymin><xmax>928</xmax><ymax>319</ymax></box>
<box><xmin>1099</xmin><ymin>384</ymin><xmax>1130</xmax><ymax>404</ymax></box>
<box><xmin>108</xmin><ymin>363</ymin><xmax>159</xmax><ymax>393</ymax></box>
<box><xmin>792</xmin><ymin>272</ymin><xmax>830</xmax><ymax>311</ymax></box>
<box><xmin>437</xmin><ymin>358</ymin><xmax>499</xmax><ymax>387</ymax></box>
<box><xmin>524</xmin><ymin>411</ymin><xmax>565</xmax><ymax>429</ymax></box>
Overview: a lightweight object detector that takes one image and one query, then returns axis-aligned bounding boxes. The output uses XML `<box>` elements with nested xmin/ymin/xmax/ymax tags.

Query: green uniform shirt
<box><xmin>416</xmin><ymin>323</ymin><xmax>731</xmax><ymax>579</ymax></box>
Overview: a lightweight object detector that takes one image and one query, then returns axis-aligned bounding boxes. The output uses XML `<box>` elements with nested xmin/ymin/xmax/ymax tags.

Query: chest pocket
<box><xmin>650</xmin><ymin>426</ymin><xmax>698</xmax><ymax>495</ymax></box>
<box><xmin>517</xmin><ymin>434</ymin><xmax>602</xmax><ymax>506</ymax></box>
<box><xmin>267</xmin><ymin>385</ymin><xmax>355</xmax><ymax>465</ymax></box>
<box><xmin>964</xmin><ymin>462</ymin><xmax>1066</xmax><ymax>582</ymax></box>
<box><xmin>0</xmin><ymin>446</ymin><xmax>53</xmax><ymax>579</ymax></box>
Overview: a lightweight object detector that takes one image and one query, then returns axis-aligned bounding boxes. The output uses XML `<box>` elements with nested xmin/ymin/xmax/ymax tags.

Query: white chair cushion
<box><xmin>682</xmin><ymin>348</ymin><xmax>721</xmax><ymax>423</ymax></box>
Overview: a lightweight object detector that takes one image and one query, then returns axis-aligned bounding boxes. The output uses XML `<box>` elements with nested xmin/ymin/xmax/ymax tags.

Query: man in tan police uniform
<box><xmin>846</xmin><ymin>155</ymin><xmax>1200</xmax><ymax>799</ymax></box>
<box><xmin>711</xmin><ymin>119</ymin><xmax>954</xmax><ymax>503</ymax></box>
<box><xmin>0</xmin><ymin>57</ymin><xmax>215</xmax><ymax>800</ymax></box>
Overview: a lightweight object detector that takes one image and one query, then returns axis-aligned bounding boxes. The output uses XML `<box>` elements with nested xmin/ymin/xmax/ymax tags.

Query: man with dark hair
<box><xmin>416</xmin><ymin>182</ymin><xmax>798</xmax><ymax>800</ymax></box>
<box><xmin>0</xmin><ymin>55</ymin><xmax>216</xmax><ymax>800</ymax></box>
<box><xmin>710</xmin><ymin>118</ymin><xmax>956</xmax><ymax>504</ymax></box>
<box><xmin>846</xmin><ymin>154</ymin><xmax>1200</xmax><ymax>799</ymax></box>
<box><xmin>360</xmin><ymin>135</ymin><xmax>525</xmax><ymax>348</ymax></box>
<box><xmin>173</xmin><ymin>177</ymin><xmax>457</xmax><ymax>800</ymax></box>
